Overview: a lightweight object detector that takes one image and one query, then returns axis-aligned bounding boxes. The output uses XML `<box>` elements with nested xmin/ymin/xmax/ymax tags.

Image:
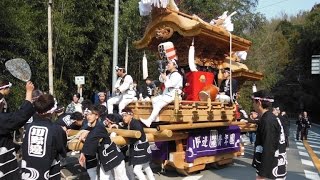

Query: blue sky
<box><xmin>256</xmin><ymin>0</ymin><xmax>319</xmax><ymax>19</ymax></box>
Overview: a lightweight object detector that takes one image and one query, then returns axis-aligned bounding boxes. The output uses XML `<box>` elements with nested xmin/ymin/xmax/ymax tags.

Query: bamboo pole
<box><xmin>238</xmin><ymin>124</ymin><xmax>257</xmax><ymax>128</ymax></box>
<box><xmin>67</xmin><ymin>128</ymin><xmax>141</xmax><ymax>139</ymax></box>
<box><xmin>146</xmin><ymin>132</ymin><xmax>188</xmax><ymax>143</ymax></box>
<box><xmin>144</xmin><ymin>128</ymin><xmax>173</xmax><ymax>137</ymax></box>
<box><xmin>110</xmin><ymin>132</ymin><xmax>187</xmax><ymax>146</ymax></box>
<box><xmin>68</xmin><ymin>131</ymin><xmax>187</xmax><ymax>150</ymax></box>
<box><xmin>143</xmin><ymin>128</ymin><xmax>158</xmax><ymax>133</ymax></box>
<box><xmin>157</xmin><ymin>121</ymin><xmax>230</xmax><ymax>131</ymax></box>
<box><xmin>230</xmin><ymin>121</ymin><xmax>250</xmax><ymax>125</ymax></box>
<box><xmin>110</xmin><ymin>129</ymin><xmax>141</xmax><ymax>139</ymax></box>
<box><xmin>240</xmin><ymin>128</ymin><xmax>257</xmax><ymax>132</ymax></box>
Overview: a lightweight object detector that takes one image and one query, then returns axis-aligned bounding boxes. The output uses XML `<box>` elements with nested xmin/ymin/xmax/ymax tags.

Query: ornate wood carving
<box><xmin>155</xmin><ymin>26</ymin><xmax>174</xmax><ymax>40</ymax></box>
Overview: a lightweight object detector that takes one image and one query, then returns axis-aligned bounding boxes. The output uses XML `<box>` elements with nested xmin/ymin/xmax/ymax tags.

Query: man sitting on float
<box><xmin>216</xmin><ymin>67</ymin><xmax>238</xmax><ymax>103</ymax></box>
<box><xmin>140</xmin><ymin>42</ymin><xmax>183</xmax><ymax>127</ymax></box>
<box><xmin>107</xmin><ymin>65</ymin><xmax>136</xmax><ymax>114</ymax></box>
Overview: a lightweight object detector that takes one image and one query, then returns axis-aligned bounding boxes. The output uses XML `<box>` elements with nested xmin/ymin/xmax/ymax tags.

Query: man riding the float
<box><xmin>107</xmin><ymin>65</ymin><xmax>136</xmax><ymax>114</ymax></box>
<box><xmin>216</xmin><ymin>67</ymin><xmax>238</xmax><ymax>103</ymax></box>
<box><xmin>140</xmin><ymin>42</ymin><xmax>183</xmax><ymax>127</ymax></box>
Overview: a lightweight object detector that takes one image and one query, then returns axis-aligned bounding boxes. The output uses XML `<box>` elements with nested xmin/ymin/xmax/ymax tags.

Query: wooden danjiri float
<box><xmin>68</xmin><ymin>1</ymin><xmax>264</xmax><ymax>175</ymax></box>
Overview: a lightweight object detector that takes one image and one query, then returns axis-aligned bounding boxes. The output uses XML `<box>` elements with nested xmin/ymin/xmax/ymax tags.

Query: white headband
<box><xmin>115</xmin><ymin>66</ymin><xmax>124</xmax><ymax>71</ymax></box>
<box><xmin>83</xmin><ymin>108</ymin><xmax>90</xmax><ymax>115</ymax></box>
<box><xmin>0</xmin><ymin>82</ymin><xmax>12</xmax><ymax>90</ymax></box>
<box><xmin>42</xmin><ymin>100</ymin><xmax>58</xmax><ymax>115</ymax></box>
<box><xmin>251</xmin><ymin>96</ymin><xmax>274</xmax><ymax>102</ymax></box>
<box><xmin>121</xmin><ymin>111</ymin><xmax>133</xmax><ymax>116</ymax></box>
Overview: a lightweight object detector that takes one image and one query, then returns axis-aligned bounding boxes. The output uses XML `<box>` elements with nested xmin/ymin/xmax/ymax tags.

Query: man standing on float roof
<box><xmin>107</xmin><ymin>64</ymin><xmax>136</xmax><ymax>114</ymax></box>
<box><xmin>140</xmin><ymin>41</ymin><xmax>183</xmax><ymax>127</ymax></box>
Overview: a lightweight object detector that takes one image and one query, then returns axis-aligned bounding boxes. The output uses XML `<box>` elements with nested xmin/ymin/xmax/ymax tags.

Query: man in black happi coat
<box><xmin>252</xmin><ymin>90</ymin><xmax>287</xmax><ymax>179</ymax></box>
<box><xmin>121</xmin><ymin>107</ymin><xmax>155</xmax><ymax>180</ymax></box>
<box><xmin>21</xmin><ymin>94</ymin><xmax>66</xmax><ymax>180</ymax></box>
<box><xmin>0</xmin><ymin>81</ymin><xmax>35</xmax><ymax>180</ymax></box>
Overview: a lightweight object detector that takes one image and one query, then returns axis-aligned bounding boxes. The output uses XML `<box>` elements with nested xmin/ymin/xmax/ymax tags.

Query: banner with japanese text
<box><xmin>186</xmin><ymin>125</ymin><xmax>241</xmax><ymax>163</ymax></box>
<box><xmin>151</xmin><ymin>141</ymin><xmax>169</xmax><ymax>161</ymax></box>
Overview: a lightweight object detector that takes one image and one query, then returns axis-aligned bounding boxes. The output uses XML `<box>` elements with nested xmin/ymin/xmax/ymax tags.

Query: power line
<box><xmin>256</xmin><ymin>0</ymin><xmax>290</xmax><ymax>10</ymax></box>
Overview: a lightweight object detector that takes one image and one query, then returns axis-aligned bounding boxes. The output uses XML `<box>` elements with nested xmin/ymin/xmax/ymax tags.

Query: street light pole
<box><xmin>112</xmin><ymin>0</ymin><xmax>119</xmax><ymax>93</ymax></box>
<box><xmin>48</xmin><ymin>0</ymin><xmax>54</xmax><ymax>95</ymax></box>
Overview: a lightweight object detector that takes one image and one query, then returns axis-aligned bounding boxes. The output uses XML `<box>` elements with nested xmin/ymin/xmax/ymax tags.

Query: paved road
<box><xmin>62</xmin><ymin>121</ymin><xmax>320</xmax><ymax>180</ymax></box>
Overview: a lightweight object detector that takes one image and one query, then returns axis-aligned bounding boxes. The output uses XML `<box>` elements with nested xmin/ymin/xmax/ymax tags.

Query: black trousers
<box><xmin>296</xmin><ymin>127</ymin><xmax>301</xmax><ymax>140</ymax></box>
<box><xmin>300</xmin><ymin>127</ymin><xmax>308</xmax><ymax>140</ymax></box>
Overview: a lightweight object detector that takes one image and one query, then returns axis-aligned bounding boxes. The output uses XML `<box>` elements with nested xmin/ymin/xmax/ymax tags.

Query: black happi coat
<box><xmin>80</xmin><ymin>121</ymin><xmax>98</xmax><ymax>169</ymax></box>
<box><xmin>296</xmin><ymin>117</ymin><xmax>303</xmax><ymax>130</ymax></box>
<box><xmin>55</xmin><ymin>113</ymin><xmax>73</xmax><ymax>128</ymax></box>
<box><xmin>82</xmin><ymin>122</ymin><xmax>124</xmax><ymax>172</ymax></box>
<box><xmin>0</xmin><ymin>100</ymin><xmax>34</xmax><ymax>180</ymax></box>
<box><xmin>128</xmin><ymin>119</ymin><xmax>151</xmax><ymax>166</ymax></box>
<box><xmin>302</xmin><ymin>116</ymin><xmax>311</xmax><ymax>128</ymax></box>
<box><xmin>21</xmin><ymin>115</ymin><xmax>66</xmax><ymax>180</ymax></box>
<box><xmin>55</xmin><ymin>113</ymin><xmax>81</xmax><ymax>130</ymax></box>
<box><xmin>252</xmin><ymin>111</ymin><xmax>287</xmax><ymax>179</ymax></box>
<box><xmin>279</xmin><ymin>114</ymin><xmax>290</xmax><ymax>137</ymax></box>
<box><xmin>219</xmin><ymin>78</ymin><xmax>238</xmax><ymax>97</ymax></box>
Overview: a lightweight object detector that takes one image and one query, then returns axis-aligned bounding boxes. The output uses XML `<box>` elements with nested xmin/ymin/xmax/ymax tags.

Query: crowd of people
<box><xmin>0</xmin><ymin>41</ymin><xmax>315</xmax><ymax>180</ymax></box>
<box><xmin>0</xmin><ymin>72</ymin><xmax>316</xmax><ymax>180</ymax></box>
<box><xmin>0</xmin><ymin>79</ymin><xmax>157</xmax><ymax>180</ymax></box>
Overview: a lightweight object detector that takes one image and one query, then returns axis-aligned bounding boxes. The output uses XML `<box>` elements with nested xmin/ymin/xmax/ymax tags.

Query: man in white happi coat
<box><xmin>107</xmin><ymin>65</ymin><xmax>136</xmax><ymax>114</ymax></box>
<box><xmin>140</xmin><ymin>42</ymin><xmax>183</xmax><ymax>127</ymax></box>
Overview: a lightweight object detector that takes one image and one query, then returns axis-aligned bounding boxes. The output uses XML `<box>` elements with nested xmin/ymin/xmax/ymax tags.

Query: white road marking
<box><xmin>182</xmin><ymin>175</ymin><xmax>203</xmax><ymax>180</ymax></box>
<box><xmin>304</xmin><ymin>170</ymin><xmax>320</xmax><ymax>180</ymax></box>
<box><xmin>307</xmin><ymin>139</ymin><xmax>320</xmax><ymax>144</ymax></box>
<box><xmin>296</xmin><ymin>142</ymin><xmax>303</xmax><ymax>146</ymax></box>
<box><xmin>308</xmin><ymin>139</ymin><xmax>318</xmax><ymax>142</ymax></box>
<box><xmin>299</xmin><ymin>151</ymin><xmax>310</xmax><ymax>157</ymax></box>
<box><xmin>313</xmin><ymin>150</ymin><xmax>320</xmax><ymax>155</ymax></box>
<box><xmin>310</xmin><ymin>144</ymin><xmax>320</xmax><ymax>149</ymax></box>
<box><xmin>301</xmin><ymin>159</ymin><xmax>315</xmax><ymax>167</ymax></box>
<box><xmin>306</xmin><ymin>137</ymin><xmax>319</xmax><ymax>140</ymax></box>
<box><xmin>294</xmin><ymin>130</ymin><xmax>320</xmax><ymax>180</ymax></box>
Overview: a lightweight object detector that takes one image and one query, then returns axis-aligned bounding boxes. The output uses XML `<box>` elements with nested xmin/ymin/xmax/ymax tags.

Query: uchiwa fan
<box><xmin>5</xmin><ymin>58</ymin><xmax>31</xmax><ymax>82</ymax></box>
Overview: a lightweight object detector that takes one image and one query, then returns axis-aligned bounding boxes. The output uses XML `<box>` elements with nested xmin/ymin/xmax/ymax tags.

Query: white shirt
<box><xmin>159</xmin><ymin>71</ymin><xmax>183</xmax><ymax>102</ymax></box>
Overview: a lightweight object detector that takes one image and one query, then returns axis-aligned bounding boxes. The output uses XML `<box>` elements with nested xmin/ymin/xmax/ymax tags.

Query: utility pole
<box><xmin>48</xmin><ymin>0</ymin><xmax>54</xmax><ymax>95</ymax></box>
<box><xmin>112</xmin><ymin>0</ymin><xmax>119</xmax><ymax>93</ymax></box>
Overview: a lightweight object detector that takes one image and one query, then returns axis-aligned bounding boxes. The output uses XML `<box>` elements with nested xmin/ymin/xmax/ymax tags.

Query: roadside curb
<box><xmin>303</xmin><ymin>140</ymin><xmax>320</xmax><ymax>173</ymax></box>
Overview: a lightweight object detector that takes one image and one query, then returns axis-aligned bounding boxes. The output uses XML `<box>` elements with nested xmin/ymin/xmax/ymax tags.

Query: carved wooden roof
<box><xmin>134</xmin><ymin>8</ymin><xmax>252</xmax><ymax>65</ymax></box>
<box><xmin>232</xmin><ymin>69</ymin><xmax>264</xmax><ymax>83</ymax></box>
<box><xmin>134</xmin><ymin>8</ymin><xmax>263</xmax><ymax>83</ymax></box>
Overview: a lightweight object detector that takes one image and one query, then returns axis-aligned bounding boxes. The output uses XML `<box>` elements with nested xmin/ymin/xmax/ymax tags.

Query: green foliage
<box><xmin>1</xmin><ymin>0</ymin><xmax>319</xmax><ymax>120</ymax></box>
<box><xmin>269</xmin><ymin>4</ymin><xmax>320</xmax><ymax>119</ymax></box>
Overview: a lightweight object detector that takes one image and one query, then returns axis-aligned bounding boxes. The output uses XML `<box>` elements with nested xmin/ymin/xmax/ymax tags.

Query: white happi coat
<box><xmin>114</xmin><ymin>74</ymin><xmax>135</xmax><ymax>98</ymax></box>
<box><xmin>143</xmin><ymin>71</ymin><xmax>183</xmax><ymax>124</ymax></box>
<box><xmin>108</xmin><ymin>74</ymin><xmax>136</xmax><ymax>113</ymax></box>
<box><xmin>159</xmin><ymin>71</ymin><xmax>183</xmax><ymax>103</ymax></box>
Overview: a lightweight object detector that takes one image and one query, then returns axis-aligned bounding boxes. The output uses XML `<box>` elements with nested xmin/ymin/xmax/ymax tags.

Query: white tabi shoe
<box><xmin>140</xmin><ymin>118</ymin><xmax>152</xmax><ymax>127</ymax></box>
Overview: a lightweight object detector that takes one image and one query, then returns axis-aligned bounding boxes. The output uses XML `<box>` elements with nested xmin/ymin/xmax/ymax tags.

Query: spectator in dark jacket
<box><xmin>280</xmin><ymin>111</ymin><xmax>290</xmax><ymax>147</ymax></box>
<box><xmin>301</xmin><ymin>111</ymin><xmax>311</xmax><ymax>140</ymax></box>
<box><xmin>296</xmin><ymin>113</ymin><xmax>303</xmax><ymax>141</ymax></box>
